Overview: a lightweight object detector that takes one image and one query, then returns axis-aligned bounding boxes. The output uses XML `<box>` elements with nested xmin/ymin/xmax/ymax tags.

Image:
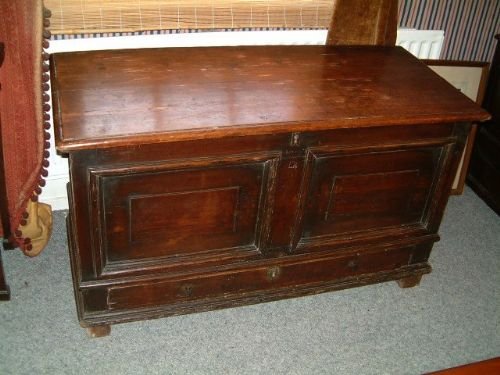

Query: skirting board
<box><xmin>40</xmin><ymin>29</ymin><xmax>444</xmax><ymax>211</ymax></box>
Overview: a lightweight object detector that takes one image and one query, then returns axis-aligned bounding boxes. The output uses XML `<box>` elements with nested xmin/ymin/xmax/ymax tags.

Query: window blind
<box><xmin>43</xmin><ymin>0</ymin><xmax>335</xmax><ymax>35</ymax></box>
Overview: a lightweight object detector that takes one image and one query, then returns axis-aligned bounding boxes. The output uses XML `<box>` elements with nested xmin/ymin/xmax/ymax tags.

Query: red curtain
<box><xmin>0</xmin><ymin>0</ymin><xmax>52</xmax><ymax>254</ymax></box>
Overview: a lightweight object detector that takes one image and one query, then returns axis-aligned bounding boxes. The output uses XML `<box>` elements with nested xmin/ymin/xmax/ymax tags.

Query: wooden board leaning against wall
<box><xmin>423</xmin><ymin>60</ymin><xmax>490</xmax><ymax>195</ymax></box>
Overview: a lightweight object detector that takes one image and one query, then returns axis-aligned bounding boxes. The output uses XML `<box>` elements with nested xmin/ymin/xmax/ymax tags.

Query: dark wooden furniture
<box><xmin>0</xmin><ymin>260</ymin><xmax>8</xmax><ymax>301</ymax></box>
<box><xmin>0</xmin><ymin>42</ymin><xmax>11</xmax><ymax>301</ymax></box>
<box><xmin>468</xmin><ymin>35</ymin><xmax>500</xmax><ymax>214</ymax></box>
<box><xmin>0</xmin><ymin>116</ymin><xmax>10</xmax><ymax>299</ymax></box>
<box><xmin>51</xmin><ymin>45</ymin><xmax>489</xmax><ymax>337</ymax></box>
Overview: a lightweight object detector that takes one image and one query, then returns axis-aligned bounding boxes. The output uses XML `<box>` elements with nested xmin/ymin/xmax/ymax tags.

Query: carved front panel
<box><xmin>298</xmin><ymin>145</ymin><xmax>443</xmax><ymax>246</ymax></box>
<box><xmin>89</xmin><ymin>154</ymin><xmax>279</xmax><ymax>275</ymax></box>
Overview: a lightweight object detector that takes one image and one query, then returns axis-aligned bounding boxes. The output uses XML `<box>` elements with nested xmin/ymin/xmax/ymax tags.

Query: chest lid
<box><xmin>50</xmin><ymin>45</ymin><xmax>490</xmax><ymax>152</ymax></box>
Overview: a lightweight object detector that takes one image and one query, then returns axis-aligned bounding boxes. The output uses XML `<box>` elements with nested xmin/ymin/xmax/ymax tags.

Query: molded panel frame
<box><xmin>289</xmin><ymin>140</ymin><xmax>454</xmax><ymax>252</ymax></box>
<box><xmin>87</xmin><ymin>152</ymin><xmax>281</xmax><ymax>277</ymax></box>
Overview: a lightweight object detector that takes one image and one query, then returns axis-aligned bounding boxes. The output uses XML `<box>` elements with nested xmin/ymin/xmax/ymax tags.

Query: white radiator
<box><xmin>48</xmin><ymin>28</ymin><xmax>445</xmax><ymax>57</ymax></box>
<box><xmin>42</xmin><ymin>28</ymin><xmax>445</xmax><ymax>210</ymax></box>
<box><xmin>396</xmin><ymin>29</ymin><xmax>444</xmax><ymax>59</ymax></box>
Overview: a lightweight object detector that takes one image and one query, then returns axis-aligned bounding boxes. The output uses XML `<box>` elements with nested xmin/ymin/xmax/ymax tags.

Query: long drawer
<box><xmin>76</xmin><ymin>240</ymin><xmax>433</xmax><ymax>325</ymax></box>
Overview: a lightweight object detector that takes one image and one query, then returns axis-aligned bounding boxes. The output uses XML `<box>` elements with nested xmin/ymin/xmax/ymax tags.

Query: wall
<box><xmin>399</xmin><ymin>0</ymin><xmax>500</xmax><ymax>63</ymax></box>
<box><xmin>49</xmin><ymin>0</ymin><xmax>500</xmax><ymax>62</ymax></box>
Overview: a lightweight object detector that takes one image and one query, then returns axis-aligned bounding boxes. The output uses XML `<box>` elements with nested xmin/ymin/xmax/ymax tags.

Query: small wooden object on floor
<box><xmin>396</xmin><ymin>275</ymin><xmax>423</xmax><ymax>289</ymax></box>
<box><xmin>86</xmin><ymin>325</ymin><xmax>111</xmax><ymax>338</ymax></box>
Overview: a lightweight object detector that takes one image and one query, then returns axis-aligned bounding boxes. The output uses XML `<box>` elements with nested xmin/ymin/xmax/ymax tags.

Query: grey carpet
<box><xmin>1</xmin><ymin>186</ymin><xmax>499</xmax><ymax>375</ymax></box>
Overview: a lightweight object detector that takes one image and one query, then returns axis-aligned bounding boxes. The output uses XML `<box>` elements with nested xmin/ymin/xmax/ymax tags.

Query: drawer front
<box><xmin>81</xmin><ymin>243</ymin><xmax>418</xmax><ymax>315</ymax></box>
<box><xmin>295</xmin><ymin>144</ymin><xmax>445</xmax><ymax>249</ymax></box>
<box><xmin>88</xmin><ymin>153</ymin><xmax>279</xmax><ymax>276</ymax></box>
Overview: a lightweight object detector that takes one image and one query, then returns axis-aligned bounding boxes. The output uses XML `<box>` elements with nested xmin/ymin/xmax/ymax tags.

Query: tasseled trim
<box><xmin>12</xmin><ymin>6</ymin><xmax>52</xmax><ymax>255</ymax></box>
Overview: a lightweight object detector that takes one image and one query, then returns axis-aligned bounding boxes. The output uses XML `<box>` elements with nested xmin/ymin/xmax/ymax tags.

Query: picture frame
<box><xmin>422</xmin><ymin>60</ymin><xmax>489</xmax><ymax>195</ymax></box>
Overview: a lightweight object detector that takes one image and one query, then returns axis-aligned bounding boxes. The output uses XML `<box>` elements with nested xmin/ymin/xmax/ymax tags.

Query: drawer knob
<box><xmin>347</xmin><ymin>259</ymin><xmax>359</xmax><ymax>270</ymax></box>
<box><xmin>180</xmin><ymin>284</ymin><xmax>194</xmax><ymax>297</ymax></box>
<box><xmin>267</xmin><ymin>266</ymin><xmax>281</xmax><ymax>281</ymax></box>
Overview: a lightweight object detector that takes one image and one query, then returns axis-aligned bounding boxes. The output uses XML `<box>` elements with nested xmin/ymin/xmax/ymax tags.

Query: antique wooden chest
<box><xmin>51</xmin><ymin>45</ymin><xmax>489</xmax><ymax>336</ymax></box>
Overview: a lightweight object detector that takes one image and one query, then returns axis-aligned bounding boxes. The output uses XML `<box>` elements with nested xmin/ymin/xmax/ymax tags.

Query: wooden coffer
<box><xmin>65</xmin><ymin>125</ymin><xmax>467</xmax><ymax>328</ymax></box>
<box><xmin>51</xmin><ymin>46</ymin><xmax>489</xmax><ymax>332</ymax></box>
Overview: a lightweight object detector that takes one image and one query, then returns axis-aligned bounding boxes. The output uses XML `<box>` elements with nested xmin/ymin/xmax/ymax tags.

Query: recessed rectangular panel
<box><xmin>301</xmin><ymin>147</ymin><xmax>441</xmax><ymax>240</ymax></box>
<box><xmin>327</xmin><ymin>170</ymin><xmax>420</xmax><ymax>218</ymax></box>
<box><xmin>91</xmin><ymin>157</ymin><xmax>277</xmax><ymax>272</ymax></box>
<box><xmin>130</xmin><ymin>187</ymin><xmax>239</xmax><ymax>243</ymax></box>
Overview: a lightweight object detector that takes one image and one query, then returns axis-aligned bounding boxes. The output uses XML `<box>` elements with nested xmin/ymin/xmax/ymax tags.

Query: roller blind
<box><xmin>43</xmin><ymin>0</ymin><xmax>335</xmax><ymax>35</ymax></box>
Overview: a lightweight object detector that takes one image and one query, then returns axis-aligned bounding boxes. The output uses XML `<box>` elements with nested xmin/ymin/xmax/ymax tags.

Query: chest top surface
<box><xmin>51</xmin><ymin>45</ymin><xmax>489</xmax><ymax>151</ymax></box>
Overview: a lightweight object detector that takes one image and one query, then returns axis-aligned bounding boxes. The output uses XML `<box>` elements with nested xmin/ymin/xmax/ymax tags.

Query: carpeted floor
<box><xmin>0</xmin><ymin>187</ymin><xmax>499</xmax><ymax>375</ymax></box>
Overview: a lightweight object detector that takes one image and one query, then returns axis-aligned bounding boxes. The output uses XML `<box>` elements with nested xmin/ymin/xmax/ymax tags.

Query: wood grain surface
<box><xmin>51</xmin><ymin>45</ymin><xmax>489</xmax><ymax>152</ymax></box>
<box><xmin>52</xmin><ymin>45</ymin><xmax>489</xmax><ymax>334</ymax></box>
